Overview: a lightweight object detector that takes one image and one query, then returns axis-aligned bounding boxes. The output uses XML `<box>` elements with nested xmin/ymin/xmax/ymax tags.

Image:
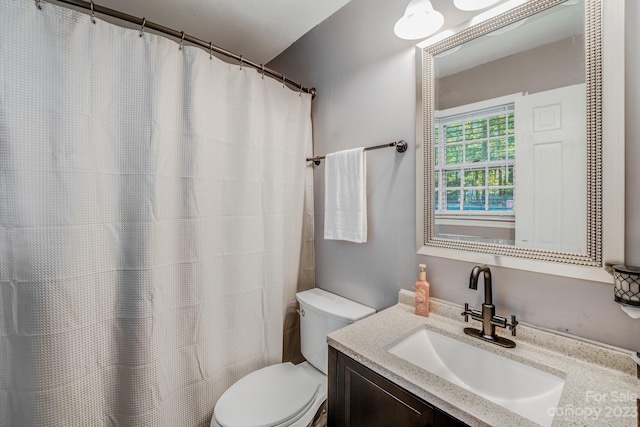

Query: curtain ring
<box><xmin>35</xmin><ymin>0</ymin><xmax>42</xmax><ymax>10</ymax></box>
<box><xmin>90</xmin><ymin>1</ymin><xmax>96</xmax><ymax>23</ymax></box>
<box><xmin>139</xmin><ymin>18</ymin><xmax>146</xmax><ymax>37</ymax></box>
<box><xmin>209</xmin><ymin>42</ymin><xmax>213</xmax><ymax>59</ymax></box>
<box><xmin>260</xmin><ymin>64</ymin><xmax>265</xmax><ymax>79</ymax></box>
<box><xmin>179</xmin><ymin>31</ymin><xmax>185</xmax><ymax>50</ymax></box>
<box><xmin>239</xmin><ymin>55</ymin><xmax>243</xmax><ymax>70</ymax></box>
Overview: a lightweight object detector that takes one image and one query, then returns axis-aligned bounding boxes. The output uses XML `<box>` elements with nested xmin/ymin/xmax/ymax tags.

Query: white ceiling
<box><xmin>52</xmin><ymin>0</ymin><xmax>519</xmax><ymax>67</ymax></box>
<box><xmin>64</xmin><ymin>0</ymin><xmax>353</xmax><ymax>65</ymax></box>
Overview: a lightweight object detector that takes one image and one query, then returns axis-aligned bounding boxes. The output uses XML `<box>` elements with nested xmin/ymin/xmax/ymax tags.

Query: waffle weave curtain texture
<box><xmin>0</xmin><ymin>1</ymin><xmax>315</xmax><ymax>425</ymax></box>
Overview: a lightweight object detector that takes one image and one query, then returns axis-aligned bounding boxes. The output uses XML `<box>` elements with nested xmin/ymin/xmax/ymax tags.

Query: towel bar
<box><xmin>306</xmin><ymin>140</ymin><xmax>407</xmax><ymax>165</ymax></box>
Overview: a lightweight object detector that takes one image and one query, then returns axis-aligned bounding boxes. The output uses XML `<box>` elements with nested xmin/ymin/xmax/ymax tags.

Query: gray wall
<box><xmin>269</xmin><ymin>0</ymin><xmax>640</xmax><ymax>351</ymax></box>
<box><xmin>437</xmin><ymin>35</ymin><xmax>585</xmax><ymax>110</ymax></box>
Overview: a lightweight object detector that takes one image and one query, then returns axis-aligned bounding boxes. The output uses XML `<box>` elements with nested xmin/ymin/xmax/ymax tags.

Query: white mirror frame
<box><xmin>416</xmin><ymin>0</ymin><xmax>624</xmax><ymax>283</ymax></box>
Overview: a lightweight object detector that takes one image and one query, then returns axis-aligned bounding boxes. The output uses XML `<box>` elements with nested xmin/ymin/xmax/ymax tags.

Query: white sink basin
<box><xmin>389</xmin><ymin>329</ymin><xmax>565</xmax><ymax>427</ymax></box>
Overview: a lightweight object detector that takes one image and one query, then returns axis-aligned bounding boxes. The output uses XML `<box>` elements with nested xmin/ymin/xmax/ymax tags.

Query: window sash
<box><xmin>435</xmin><ymin>103</ymin><xmax>515</xmax><ymax>215</ymax></box>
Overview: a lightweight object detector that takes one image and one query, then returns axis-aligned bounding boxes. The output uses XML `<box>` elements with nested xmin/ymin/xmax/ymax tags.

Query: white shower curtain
<box><xmin>0</xmin><ymin>1</ymin><xmax>314</xmax><ymax>426</ymax></box>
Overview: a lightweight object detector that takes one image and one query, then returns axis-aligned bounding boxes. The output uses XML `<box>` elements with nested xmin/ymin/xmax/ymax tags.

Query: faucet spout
<box><xmin>463</xmin><ymin>264</ymin><xmax>518</xmax><ymax>348</ymax></box>
<box><xmin>469</xmin><ymin>265</ymin><xmax>492</xmax><ymax>305</ymax></box>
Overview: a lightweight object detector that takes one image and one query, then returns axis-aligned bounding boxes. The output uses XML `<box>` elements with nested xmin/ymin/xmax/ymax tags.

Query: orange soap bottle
<box><xmin>415</xmin><ymin>264</ymin><xmax>430</xmax><ymax>317</ymax></box>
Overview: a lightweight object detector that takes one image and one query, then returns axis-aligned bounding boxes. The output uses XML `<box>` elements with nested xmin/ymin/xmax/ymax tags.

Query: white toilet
<box><xmin>211</xmin><ymin>288</ymin><xmax>375</xmax><ymax>427</ymax></box>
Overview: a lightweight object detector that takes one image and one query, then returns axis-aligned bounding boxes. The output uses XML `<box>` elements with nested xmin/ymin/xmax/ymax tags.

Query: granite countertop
<box><xmin>327</xmin><ymin>290</ymin><xmax>640</xmax><ymax>427</ymax></box>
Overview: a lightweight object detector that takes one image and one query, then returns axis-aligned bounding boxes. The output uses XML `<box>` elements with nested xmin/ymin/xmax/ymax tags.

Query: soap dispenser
<box><xmin>415</xmin><ymin>264</ymin><xmax>430</xmax><ymax>317</ymax></box>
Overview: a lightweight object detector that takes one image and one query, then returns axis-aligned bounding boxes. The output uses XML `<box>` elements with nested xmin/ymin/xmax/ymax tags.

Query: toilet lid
<box><xmin>214</xmin><ymin>362</ymin><xmax>319</xmax><ymax>427</ymax></box>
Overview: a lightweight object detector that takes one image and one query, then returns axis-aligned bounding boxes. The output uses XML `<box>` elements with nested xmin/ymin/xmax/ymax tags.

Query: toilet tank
<box><xmin>296</xmin><ymin>288</ymin><xmax>375</xmax><ymax>375</ymax></box>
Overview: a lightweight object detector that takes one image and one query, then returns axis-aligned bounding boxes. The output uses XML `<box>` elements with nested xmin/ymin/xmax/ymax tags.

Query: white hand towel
<box><xmin>324</xmin><ymin>147</ymin><xmax>367</xmax><ymax>243</ymax></box>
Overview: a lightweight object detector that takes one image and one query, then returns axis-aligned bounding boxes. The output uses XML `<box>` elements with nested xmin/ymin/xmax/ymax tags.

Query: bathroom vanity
<box><xmin>327</xmin><ymin>291</ymin><xmax>639</xmax><ymax>427</ymax></box>
<box><xmin>329</xmin><ymin>346</ymin><xmax>467</xmax><ymax>426</ymax></box>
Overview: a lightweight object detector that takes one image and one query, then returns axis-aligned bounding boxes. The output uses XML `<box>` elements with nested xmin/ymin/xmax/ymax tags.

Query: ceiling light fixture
<box><xmin>453</xmin><ymin>0</ymin><xmax>501</xmax><ymax>11</ymax></box>
<box><xmin>394</xmin><ymin>0</ymin><xmax>444</xmax><ymax>40</ymax></box>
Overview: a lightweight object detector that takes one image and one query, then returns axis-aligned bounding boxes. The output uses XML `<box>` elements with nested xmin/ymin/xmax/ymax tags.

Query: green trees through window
<box><xmin>434</xmin><ymin>103</ymin><xmax>515</xmax><ymax>213</ymax></box>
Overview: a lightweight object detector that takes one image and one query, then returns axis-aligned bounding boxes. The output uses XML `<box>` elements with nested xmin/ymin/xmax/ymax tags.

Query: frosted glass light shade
<box><xmin>394</xmin><ymin>0</ymin><xmax>444</xmax><ymax>40</ymax></box>
<box><xmin>453</xmin><ymin>0</ymin><xmax>501</xmax><ymax>11</ymax></box>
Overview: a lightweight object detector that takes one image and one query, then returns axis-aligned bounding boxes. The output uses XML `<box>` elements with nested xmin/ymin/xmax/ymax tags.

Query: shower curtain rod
<box><xmin>41</xmin><ymin>0</ymin><xmax>317</xmax><ymax>99</ymax></box>
<box><xmin>306</xmin><ymin>140</ymin><xmax>408</xmax><ymax>165</ymax></box>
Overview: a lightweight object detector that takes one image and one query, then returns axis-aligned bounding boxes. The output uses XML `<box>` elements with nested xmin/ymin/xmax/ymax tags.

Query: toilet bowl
<box><xmin>211</xmin><ymin>288</ymin><xmax>375</xmax><ymax>427</ymax></box>
<box><xmin>211</xmin><ymin>362</ymin><xmax>326</xmax><ymax>427</ymax></box>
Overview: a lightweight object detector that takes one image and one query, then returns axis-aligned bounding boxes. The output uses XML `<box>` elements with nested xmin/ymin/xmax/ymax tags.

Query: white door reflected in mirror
<box><xmin>515</xmin><ymin>84</ymin><xmax>586</xmax><ymax>253</ymax></box>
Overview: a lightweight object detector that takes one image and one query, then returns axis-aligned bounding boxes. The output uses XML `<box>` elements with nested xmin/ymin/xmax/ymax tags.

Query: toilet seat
<box><xmin>214</xmin><ymin>363</ymin><xmax>320</xmax><ymax>427</ymax></box>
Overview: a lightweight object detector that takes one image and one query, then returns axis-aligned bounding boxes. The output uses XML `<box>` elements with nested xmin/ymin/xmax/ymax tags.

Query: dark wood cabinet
<box><xmin>328</xmin><ymin>346</ymin><xmax>468</xmax><ymax>427</ymax></box>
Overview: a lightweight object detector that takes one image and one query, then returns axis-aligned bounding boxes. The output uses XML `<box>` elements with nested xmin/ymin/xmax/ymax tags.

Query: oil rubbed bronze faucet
<box><xmin>462</xmin><ymin>265</ymin><xmax>518</xmax><ymax>348</ymax></box>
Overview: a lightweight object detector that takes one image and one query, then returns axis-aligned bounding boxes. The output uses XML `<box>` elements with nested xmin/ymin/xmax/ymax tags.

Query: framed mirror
<box><xmin>416</xmin><ymin>0</ymin><xmax>624</xmax><ymax>282</ymax></box>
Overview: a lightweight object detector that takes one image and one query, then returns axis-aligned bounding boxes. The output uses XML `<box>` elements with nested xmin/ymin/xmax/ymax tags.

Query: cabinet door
<box><xmin>329</xmin><ymin>347</ymin><xmax>433</xmax><ymax>427</ymax></box>
<box><xmin>328</xmin><ymin>347</ymin><xmax>468</xmax><ymax>427</ymax></box>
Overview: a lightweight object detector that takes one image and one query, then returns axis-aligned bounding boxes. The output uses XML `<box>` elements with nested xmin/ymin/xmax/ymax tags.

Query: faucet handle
<box><xmin>462</xmin><ymin>303</ymin><xmax>469</xmax><ymax>322</ymax></box>
<box><xmin>508</xmin><ymin>314</ymin><xmax>518</xmax><ymax>336</ymax></box>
